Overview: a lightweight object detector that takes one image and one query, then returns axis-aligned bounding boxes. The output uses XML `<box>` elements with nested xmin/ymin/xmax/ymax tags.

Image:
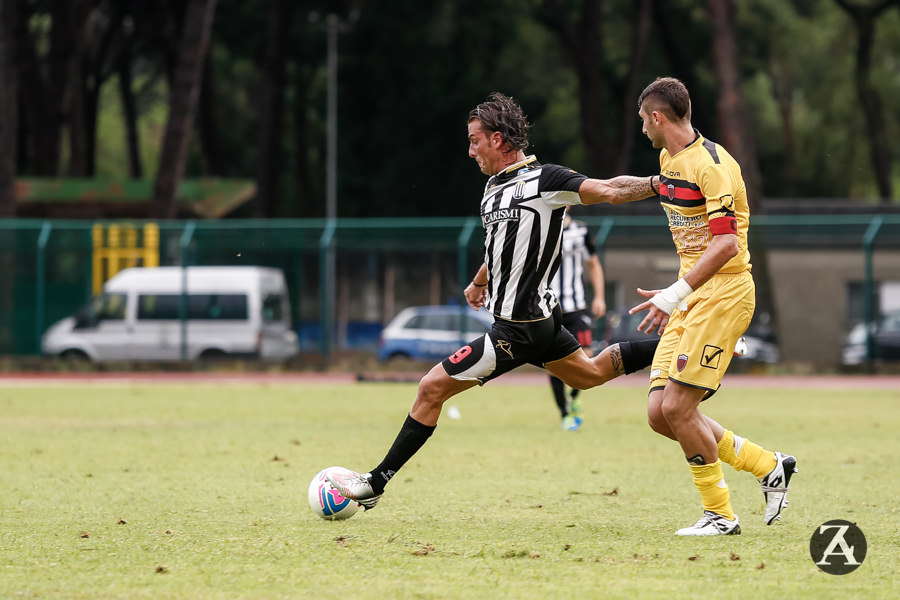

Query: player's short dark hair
<box><xmin>468</xmin><ymin>92</ymin><xmax>530</xmax><ymax>151</ymax></box>
<box><xmin>638</xmin><ymin>77</ymin><xmax>691</xmax><ymax>122</ymax></box>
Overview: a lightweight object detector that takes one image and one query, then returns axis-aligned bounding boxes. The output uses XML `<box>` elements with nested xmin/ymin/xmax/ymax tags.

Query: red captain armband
<box><xmin>709</xmin><ymin>215</ymin><xmax>737</xmax><ymax>236</ymax></box>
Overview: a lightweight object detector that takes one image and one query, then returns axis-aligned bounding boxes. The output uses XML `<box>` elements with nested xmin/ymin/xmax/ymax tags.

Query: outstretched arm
<box><xmin>579</xmin><ymin>175</ymin><xmax>659</xmax><ymax>205</ymax></box>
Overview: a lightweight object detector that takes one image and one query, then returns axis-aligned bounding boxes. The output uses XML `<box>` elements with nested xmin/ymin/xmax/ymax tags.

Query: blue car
<box><xmin>377</xmin><ymin>305</ymin><xmax>494</xmax><ymax>363</ymax></box>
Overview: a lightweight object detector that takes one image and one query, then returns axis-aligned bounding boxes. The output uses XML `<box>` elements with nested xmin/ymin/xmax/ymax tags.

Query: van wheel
<box><xmin>387</xmin><ymin>352</ymin><xmax>411</xmax><ymax>363</ymax></box>
<box><xmin>199</xmin><ymin>349</ymin><xmax>228</xmax><ymax>360</ymax></box>
<box><xmin>60</xmin><ymin>349</ymin><xmax>91</xmax><ymax>365</ymax></box>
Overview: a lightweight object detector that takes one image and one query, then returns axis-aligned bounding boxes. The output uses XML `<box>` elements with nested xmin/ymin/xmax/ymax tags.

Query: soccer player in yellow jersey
<box><xmin>629</xmin><ymin>77</ymin><xmax>797</xmax><ymax>535</ymax></box>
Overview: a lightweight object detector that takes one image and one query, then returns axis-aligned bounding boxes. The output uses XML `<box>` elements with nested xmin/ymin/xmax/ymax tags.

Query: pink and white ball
<box><xmin>308</xmin><ymin>467</ymin><xmax>361</xmax><ymax>520</ymax></box>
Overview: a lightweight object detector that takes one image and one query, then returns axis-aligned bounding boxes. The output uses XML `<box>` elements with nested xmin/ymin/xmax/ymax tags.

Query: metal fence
<box><xmin>1</xmin><ymin>215</ymin><xmax>899</xmax><ymax>360</ymax></box>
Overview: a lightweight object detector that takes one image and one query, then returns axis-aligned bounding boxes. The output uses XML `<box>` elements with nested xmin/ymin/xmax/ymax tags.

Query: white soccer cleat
<box><xmin>561</xmin><ymin>414</ymin><xmax>581</xmax><ymax>431</ymax></box>
<box><xmin>325</xmin><ymin>469</ymin><xmax>382</xmax><ymax>511</ymax></box>
<box><xmin>675</xmin><ymin>511</ymin><xmax>741</xmax><ymax>536</ymax></box>
<box><xmin>759</xmin><ymin>451</ymin><xmax>798</xmax><ymax>525</ymax></box>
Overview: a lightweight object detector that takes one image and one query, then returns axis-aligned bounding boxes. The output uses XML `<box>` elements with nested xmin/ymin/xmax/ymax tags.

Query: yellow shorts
<box><xmin>649</xmin><ymin>271</ymin><xmax>755</xmax><ymax>395</ymax></box>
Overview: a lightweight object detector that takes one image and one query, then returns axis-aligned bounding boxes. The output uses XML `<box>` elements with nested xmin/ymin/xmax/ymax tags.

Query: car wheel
<box><xmin>387</xmin><ymin>351</ymin><xmax>412</xmax><ymax>363</ymax></box>
<box><xmin>199</xmin><ymin>349</ymin><xmax>229</xmax><ymax>361</ymax></box>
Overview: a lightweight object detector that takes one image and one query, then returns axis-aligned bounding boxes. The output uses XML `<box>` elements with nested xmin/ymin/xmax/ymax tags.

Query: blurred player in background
<box><xmin>629</xmin><ymin>77</ymin><xmax>797</xmax><ymax>536</ymax></box>
<box><xmin>548</xmin><ymin>209</ymin><xmax>607</xmax><ymax>431</ymax></box>
<box><xmin>327</xmin><ymin>92</ymin><xmax>660</xmax><ymax>511</ymax></box>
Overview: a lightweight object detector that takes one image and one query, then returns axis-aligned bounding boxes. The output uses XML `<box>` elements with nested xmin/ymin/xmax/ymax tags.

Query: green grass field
<box><xmin>1</xmin><ymin>378</ymin><xmax>898</xmax><ymax>599</ymax></box>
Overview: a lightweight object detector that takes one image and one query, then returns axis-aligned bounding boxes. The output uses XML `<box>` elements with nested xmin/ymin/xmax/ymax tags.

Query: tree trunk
<box><xmin>197</xmin><ymin>57</ymin><xmax>227</xmax><ymax>175</ymax></box>
<box><xmin>709</xmin><ymin>0</ymin><xmax>779</xmax><ymax>334</ymax></box>
<box><xmin>16</xmin><ymin>2</ymin><xmax>61</xmax><ymax>175</ymax></box>
<box><xmin>539</xmin><ymin>0</ymin><xmax>615</xmax><ymax>176</ymax></box>
<box><xmin>651</xmin><ymin>0</ymin><xmax>714</xmax><ymax>136</ymax></box>
<box><xmin>293</xmin><ymin>66</ymin><xmax>318</xmax><ymax>218</ymax></box>
<box><xmin>770</xmin><ymin>56</ymin><xmax>797</xmax><ymax>194</ymax></box>
<box><xmin>834</xmin><ymin>0</ymin><xmax>895</xmax><ymax>202</ymax></box>
<box><xmin>118</xmin><ymin>42</ymin><xmax>143</xmax><ymax>178</ymax></box>
<box><xmin>151</xmin><ymin>0</ymin><xmax>217</xmax><ymax>220</ymax></box>
<box><xmin>82</xmin><ymin>0</ymin><xmax>124</xmax><ymax>178</ymax></box>
<box><xmin>254</xmin><ymin>0</ymin><xmax>293</xmax><ymax>217</ymax></box>
<box><xmin>0</xmin><ymin>0</ymin><xmax>16</xmax><ymax>355</ymax></box>
<box><xmin>0</xmin><ymin>0</ymin><xmax>17</xmax><ymax>216</ymax></box>
<box><xmin>614</xmin><ymin>0</ymin><xmax>651</xmax><ymax>175</ymax></box>
<box><xmin>65</xmin><ymin>0</ymin><xmax>91</xmax><ymax>177</ymax></box>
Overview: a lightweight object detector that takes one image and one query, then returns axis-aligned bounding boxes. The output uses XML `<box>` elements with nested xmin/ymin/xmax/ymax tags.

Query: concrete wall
<box><xmin>603</xmin><ymin>249</ymin><xmax>900</xmax><ymax>366</ymax></box>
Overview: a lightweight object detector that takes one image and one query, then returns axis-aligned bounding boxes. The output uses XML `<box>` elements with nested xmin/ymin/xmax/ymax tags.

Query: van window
<box><xmin>138</xmin><ymin>294</ymin><xmax>249</xmax><ymax>320</ymax></box>
<box><xmin>74</xmin><ymin>292</ymin><xmax>127</xmax><ymax>329</ymax></box>
<box><xmin>262</xmin><ymin>294</ymin><xmax>283</xmax><ymax>322</ymax></box>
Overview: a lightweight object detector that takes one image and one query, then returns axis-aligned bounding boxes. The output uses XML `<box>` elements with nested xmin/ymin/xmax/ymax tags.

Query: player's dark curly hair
<box><xmin>467</xmin><ymin>92</ymin><xmax>531</xmax><ymax>151</ymax></box>
<box><xmin>638</xmin><ymin>77</ymin><xmax>691</xmax><ymax>122</ymax></box>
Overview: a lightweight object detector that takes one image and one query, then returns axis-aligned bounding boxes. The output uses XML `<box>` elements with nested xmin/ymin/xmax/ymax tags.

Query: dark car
<box><xmin>597</xmin><ymin>311</ymin><xmax>780</xmax><ymax>363</ymax></box>
<box><xmin>841</xmin><ymin>311</ymin><xmax>900</xmax><ymax>365</ymax></box>
<box><xmin>601</xmin><ymin>311</ymin><xmax>658</xmax><ymax>345</ymax></box>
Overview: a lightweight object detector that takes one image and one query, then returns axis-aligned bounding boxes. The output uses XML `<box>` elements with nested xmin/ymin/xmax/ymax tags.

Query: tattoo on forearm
<box><xmin>609</xmin><ymin>344</ymin><xmax>624</xmax><ymax>375</ymax></box>
<box><xmin>612</xmin><ymin>176</ymin><xmax>656</xmax><ymax>202</ymax></box>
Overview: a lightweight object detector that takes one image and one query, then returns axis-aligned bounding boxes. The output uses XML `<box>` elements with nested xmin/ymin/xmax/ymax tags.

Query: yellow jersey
<box><xmin>657</xmin><ymin>131</ymin><xmax>751</xmax><ymax>278</ymax></box>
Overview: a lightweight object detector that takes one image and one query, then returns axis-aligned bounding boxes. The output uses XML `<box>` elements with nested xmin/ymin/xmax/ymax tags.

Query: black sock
<box><xmin>619</xmin><ymin>339</ymin><xmax>659</xmax><ymax>374</ymax></box>
<box><xmin>549</xmin><ymin>375</ymin><xmax>568</xmax><ymax>417</ymax></box>
<box><xmin>368</xmin><ymin>414</ymin><xmax>436</xmax><ymax>494</ymax></box>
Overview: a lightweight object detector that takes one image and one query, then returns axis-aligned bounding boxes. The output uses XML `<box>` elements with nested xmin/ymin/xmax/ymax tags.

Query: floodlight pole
<box><xmin>326</xmin><ymin>13</ymin><xmax>338</xmax><ymax>223</ymax></box>
<box><xmin>321</xmin><ymin>12</ymin><xmax>357</xmax><ymax>358</ymax></box>
<box><xmin>321</xmin><ymin>14</ymin><xmax>339</xmax><ymax>359</ymax></box>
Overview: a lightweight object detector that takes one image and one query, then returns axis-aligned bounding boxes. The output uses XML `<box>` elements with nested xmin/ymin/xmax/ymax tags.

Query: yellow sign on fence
<box><xmin>91</xmin><ymin>223</ymin><xmax>160</xmax><ymax>294</ymax></box>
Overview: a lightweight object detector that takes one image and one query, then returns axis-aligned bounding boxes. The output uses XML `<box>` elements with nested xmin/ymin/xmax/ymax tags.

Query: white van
<box><xmin>42</xmin><ymin>266</ymin><xmax>299</xmax><ymax>362</ymax></box>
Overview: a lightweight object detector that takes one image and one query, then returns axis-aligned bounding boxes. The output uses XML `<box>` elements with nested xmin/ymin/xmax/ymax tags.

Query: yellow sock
<box><xmin>690</xmin><ymin>460</ymin><xmax>734</xmax><ymax>520</ymax></box>
<box><xmin>717</xmin><ymin>429</ymin><xmax>738</xmax><ymax>466</ymax></box>
<box><xmin>718</xmin><ymin>429</ymin><xmax>777</xmax><ymax>479</ymax></box>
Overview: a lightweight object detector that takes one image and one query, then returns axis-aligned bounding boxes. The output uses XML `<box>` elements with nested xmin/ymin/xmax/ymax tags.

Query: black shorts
<box><xmin>441</xmin><ymin>305</ymin><xmax>582</xmax><ymax>385</ymax></box>
<box><xmin>561</xmin><ymin>309</ymin><xmax>593</xmax><ymax>348</ymax></box>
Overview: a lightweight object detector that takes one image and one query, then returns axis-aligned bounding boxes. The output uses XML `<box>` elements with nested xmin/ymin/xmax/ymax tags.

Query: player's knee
<box><xmin>417</xmin><ymin>368</ymin><xmax>451</xmax><ymax>408</ymax></box>
<box><xmin>647</xmin><ymin>404</ymin><xmax>667</xmax><ymax>434</ymax></box>
<box><xmin>660</xmin><ymin>396</ymin><xmax>690</xmax><ymax>425</ymax></box>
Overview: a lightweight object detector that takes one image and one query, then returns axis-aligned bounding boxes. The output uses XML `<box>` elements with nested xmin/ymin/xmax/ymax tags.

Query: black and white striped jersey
<box><xmin>479</xmin><ymin>156</ymin><xmax>587</xmax><ymax>321</ymax></box>
<box><xmin>550</xmin><ymin>219</ymin><xmax>596</xmax><ymax>314</ymax></box>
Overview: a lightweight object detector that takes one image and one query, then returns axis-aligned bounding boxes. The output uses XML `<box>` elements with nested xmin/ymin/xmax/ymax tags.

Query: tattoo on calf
<box><xmin>686</xmin><ymin>454</ymin><xmax>706</xmax><ymax>466</ymax></box>
<box><xmin>609</xmin><ymin>345</ymin><xmax>624</xmax><ymax>375</ymax></box>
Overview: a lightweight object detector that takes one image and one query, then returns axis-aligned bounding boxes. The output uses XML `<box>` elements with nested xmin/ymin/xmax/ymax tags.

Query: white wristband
<box><xmin>649</xmin><ymin>278</ymin><xmax>693</xmax><ymax>315</ymax></box>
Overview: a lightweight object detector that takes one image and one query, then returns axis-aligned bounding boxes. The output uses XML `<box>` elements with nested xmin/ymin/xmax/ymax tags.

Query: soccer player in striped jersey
<box><xmin>327</xmin><ymin>93</ymin><xmax>660</xmax><ymax>510</ymax></box>
<box><xmin>548</xmin><ymin>210</ymin><xmax>609</xmax><ymax>431</ymax></box>
<box><xmin>628</xmin><ymin>77</ymin><xmax>797</xmax><ymax>535</ymax></box>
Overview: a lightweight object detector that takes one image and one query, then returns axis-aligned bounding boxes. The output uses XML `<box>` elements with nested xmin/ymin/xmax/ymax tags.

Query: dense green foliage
<box><xmin>12</xmin><ymin>0</ymin><xmax>900</xmax><ymax>216</ymax></box>
<box><xmin>1</xmin><ymin>378</ymin><xmax>898</xmax><ymax>598</ymax></box>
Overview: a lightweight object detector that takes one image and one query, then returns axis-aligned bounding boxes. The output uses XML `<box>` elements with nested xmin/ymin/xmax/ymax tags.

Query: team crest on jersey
<box><xmin>677</xmin><ymin>353</ymin><xmax>689</xmax><ymax>372</ymax></box>
<box><xmin>667</xmin><ymin>184</ymin><xmax>676</xmax><ymax>201</ymax></box>
<box><xmin>512</xmin><ymin>181</ymin><xmax>526</xmax><ymax>199</ymax></box>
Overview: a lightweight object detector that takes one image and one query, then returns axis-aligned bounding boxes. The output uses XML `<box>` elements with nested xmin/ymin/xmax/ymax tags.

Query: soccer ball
<box><xmin>308</xmin><ymin>467</ymin><xmax>361</xmax><ymax>520</ymax></box>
